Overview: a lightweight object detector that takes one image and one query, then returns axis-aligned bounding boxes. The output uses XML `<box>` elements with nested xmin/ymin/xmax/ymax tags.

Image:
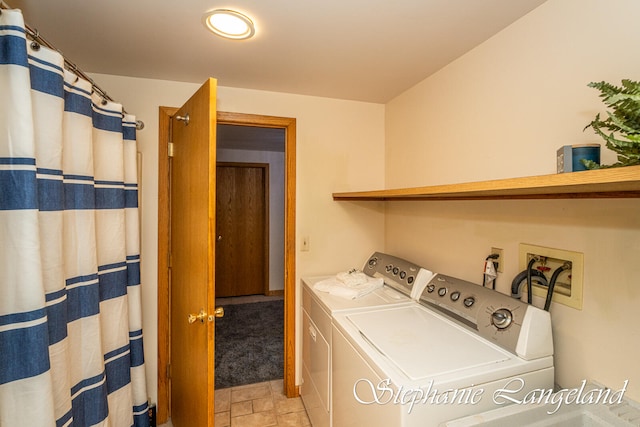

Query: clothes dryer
<box><xmin>301</xmin><ymin>252</ymin><xmax>434</xmax><ymax>427</ymax></box>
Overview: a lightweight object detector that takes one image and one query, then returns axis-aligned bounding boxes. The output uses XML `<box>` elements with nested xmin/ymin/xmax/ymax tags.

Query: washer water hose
<box><xmin>525</xmin><ymin>257</ymin><xmax>538</xmax><ymax>304</ymax></box>
<box><xmin>511</xmin><ymin>269</ymin><xmax>548</xmax><ymax>301</ymax></box>
<box><xmin>544</xmin><ymin>262</ymin><xmax>572</xmax><ymax>311</ymax></box>
<box><xmin>511</xmin><ymin>256</ymin><xmax>547</xmax><ymax>303</ymax></box>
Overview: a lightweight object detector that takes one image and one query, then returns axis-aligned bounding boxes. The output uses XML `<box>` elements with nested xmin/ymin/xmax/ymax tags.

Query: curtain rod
<box><xmin>0</xmin><ymin>2</ymin><xmax>144</xmax><ymax>130</ymax></box>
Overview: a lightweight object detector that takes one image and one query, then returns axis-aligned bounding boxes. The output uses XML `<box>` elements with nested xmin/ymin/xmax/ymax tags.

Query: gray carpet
<box><xmin>214</xmin><ymin>299</ymin><xmax>284</xmax><ymax>389</ymax></box>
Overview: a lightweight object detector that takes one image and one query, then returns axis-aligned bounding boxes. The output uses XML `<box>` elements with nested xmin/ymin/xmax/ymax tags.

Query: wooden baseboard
<box><xmin>267</xmin><ymin>289</ymin><xmax>284</xmax><ymax>297</ymax></box>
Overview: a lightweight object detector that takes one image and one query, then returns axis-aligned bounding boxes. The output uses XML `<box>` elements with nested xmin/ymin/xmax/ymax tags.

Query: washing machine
<box><xmin>441</xmin><ymin>381</ymin><xmax>640</xmax><ymax>426</ymax></box>
<box><xmin>301</xmin><ymin>252</ymin><xmax>435</xmax><ymax>427</ymax></box>
<box><xmin>331</xmin><ymin>274</ymin><xmax>555</xmax><ymax>427</ymax></box>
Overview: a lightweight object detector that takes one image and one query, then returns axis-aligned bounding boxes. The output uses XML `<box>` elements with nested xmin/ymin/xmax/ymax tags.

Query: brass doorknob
<box><xmin>214</xmin><ymin>307</ymin><xmax>225</xmax><ymax>318</ymax></box>
<box><xmin>188</xmin><ymin>309</ymin><xmax>208</xmax><ymax>324</ymax></box>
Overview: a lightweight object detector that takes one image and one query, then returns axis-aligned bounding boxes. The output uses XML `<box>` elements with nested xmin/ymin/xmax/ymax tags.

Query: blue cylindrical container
<box><xmin>572</xmin><ymin>144</ymin><xmax>600</xmax><ymax>171</ymax></box>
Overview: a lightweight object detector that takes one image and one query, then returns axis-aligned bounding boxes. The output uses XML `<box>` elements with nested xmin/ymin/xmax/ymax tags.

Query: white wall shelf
<box><xmin>332</xmin><ymin>165</ymin><xmax>640</xmax><ymax>201</ymax></box>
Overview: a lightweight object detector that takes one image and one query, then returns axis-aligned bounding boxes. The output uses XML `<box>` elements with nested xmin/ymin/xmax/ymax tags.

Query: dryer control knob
<box><xmin>491</xmin><ymin>308</ymin><xmax>513</xmax><ymax>329</ymax></box>
<box><xmin>463</xmin><ymin>297</ymin><xmax>475</xmax><ymax>307</ymax></box>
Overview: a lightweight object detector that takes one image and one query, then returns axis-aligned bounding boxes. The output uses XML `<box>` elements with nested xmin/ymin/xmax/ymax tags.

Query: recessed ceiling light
<box><xmin>202</xmin><ymin>9</ymin><xmax>255</xmax><ymax>40</ymax></box>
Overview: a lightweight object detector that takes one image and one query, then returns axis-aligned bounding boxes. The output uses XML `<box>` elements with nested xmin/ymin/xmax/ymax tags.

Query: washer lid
<box><xmin>348</xmin><ymin>305</ymin><xmax>511</xmax><ymax>381</ymax></box>
<box><xmin>304</xmin><ymin>276</ymin><xmax>411</xmax><ymax>314</ymax></box>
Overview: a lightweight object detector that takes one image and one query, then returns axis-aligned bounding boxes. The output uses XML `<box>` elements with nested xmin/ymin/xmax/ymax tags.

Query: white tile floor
<box><xmin>215</xmin><ymin>379</ymin><xmax>310</xmax><ymax>427</ymax></box>
<box><xmin>159</xmin><ymin>379</ymin><xmax>310</xmax><ymax>427</ymax></box>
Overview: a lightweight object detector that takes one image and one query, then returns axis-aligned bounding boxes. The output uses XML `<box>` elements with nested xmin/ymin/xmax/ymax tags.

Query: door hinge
<box><xmin>168</xmin><ymin>142</ymin><xmax>174</xmax><ymax>158</ymax></box>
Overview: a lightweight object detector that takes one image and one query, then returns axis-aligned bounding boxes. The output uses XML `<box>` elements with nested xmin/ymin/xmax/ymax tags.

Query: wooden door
<box><xmin>215</xmin><ymin>163</ymin><xmax>268</xmax><ymax>297</ymax></box>
<box><xmin>157</xmin><ymin>112</ymin><xmax>298</xmax><ymax>424</ymax></box>
<box><xmin>170</xmin><ymin>78</ymin><xmax>217</xmax><ymax>427</ymax></box>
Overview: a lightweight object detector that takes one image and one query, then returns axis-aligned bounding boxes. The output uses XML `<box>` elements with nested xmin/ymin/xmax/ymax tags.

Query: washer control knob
<box><xmin>407</xmin><ymin>276</ymin><xmax>415</xmax><ymax>284</ymax></box>
<box><xmin>368</xmin><ymin>258</ymin><xmax>378</xmax><ymax>268</ymax></box>
<box><xmin>437</xmin><ymin>287</ymin><xmax>447</xmax><ymax>297</ymax></box>
<box><xmin>427</xmin><ymin>284</ymin><xmax>435</xmax><ymax>293</ymax></box>
<box><xmin>450</xmin><ymin>291</ymin><xmax>461</xmax><ymax>302</ymax></box>
<box><xmin>392</xmin><ymin>267</ymin><xmax>399</xmax><ymax>276</ymax></box>
<box><xmin>400</xmin><ymin>271</ymin><xmax>407</xmax><ymax>279</ymax></box>
<box><xmin>491</xmin><ymin>308</ymin><xmax>513</xmax><ymax>330</ymax></box>
<box><xmin>386</xmin><ymin>264</ymin><xmax>393</xmax><ymax>272</ymax></box>
<box><xmin>463</xmin><ymin>297</ymin><xmax>475</xmax><ymax>307</ymax></box>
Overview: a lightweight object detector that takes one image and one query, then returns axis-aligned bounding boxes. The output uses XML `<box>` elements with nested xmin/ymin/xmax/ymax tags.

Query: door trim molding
<box><xmin>157</xmin><ymin>109</ymin><xmax>297</xmax><ymax>424</ymax></box>
<box><xmin>157</xmin><ymin>106</ymin><xmax>177</xmax><ymax>424</ymax></box>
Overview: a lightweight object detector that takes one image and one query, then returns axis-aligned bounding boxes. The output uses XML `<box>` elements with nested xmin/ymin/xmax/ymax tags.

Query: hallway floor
<box><xmin>215</xmin><ymin>293</ymin><xmax>285</xmax><ymax>306</ymax></box>
<box><xmin>212</xmin><ymin>296</ymin><xmax>304</xmax><ymax>425</ymax></box>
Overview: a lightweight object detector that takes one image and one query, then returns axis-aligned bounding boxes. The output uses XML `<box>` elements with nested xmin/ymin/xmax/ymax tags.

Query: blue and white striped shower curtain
<box><xmin>0</xmin><ymin>9</ymin><xmax>149</xmax><ymax>427</ymax></box>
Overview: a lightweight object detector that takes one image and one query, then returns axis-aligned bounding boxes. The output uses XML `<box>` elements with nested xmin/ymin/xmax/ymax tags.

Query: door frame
<box><xmin>157</xmin><ymin>109</ymin><xmax>297</xmax><ymax>424</ymax></box>
<box><xmin>215</xmin><ymin>162</ymin><xmax>270</xmax><ymax>297</ymax></box>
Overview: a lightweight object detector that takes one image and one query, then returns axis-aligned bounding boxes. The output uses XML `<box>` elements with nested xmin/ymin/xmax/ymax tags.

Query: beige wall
<box><xmin>88</xmin><ymin>0</ymin><xmax>640</xmax><ymax>407</ymax></box>
<box><xmin>384</xmin><ymin>0</ymin><xmax>640</xmax><ymax>400</ymax></box>
<box><xmin>90</xmin><ymin>73</ymin><xmax>386</xmax><ymax>403</ymax></box>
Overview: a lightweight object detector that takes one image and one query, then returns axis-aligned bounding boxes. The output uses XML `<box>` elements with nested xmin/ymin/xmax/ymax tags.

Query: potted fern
<box><xmin>583</xmin><ymin>79</ymin><xmax>640</xmax><ymax>169</ymax></box>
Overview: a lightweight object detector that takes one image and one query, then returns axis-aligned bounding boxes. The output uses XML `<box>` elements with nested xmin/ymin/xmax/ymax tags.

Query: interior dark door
<box><xmin>215</xmin><ymin>163</ymin><xmax>268</xmax><ymax>297</ymax></box>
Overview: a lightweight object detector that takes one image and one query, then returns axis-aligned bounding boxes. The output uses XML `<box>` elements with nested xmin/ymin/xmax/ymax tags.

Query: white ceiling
<box><xmin>8</xmin><ymin>0</ymin><xmax>546</xmax><ymax>103</ymax></box>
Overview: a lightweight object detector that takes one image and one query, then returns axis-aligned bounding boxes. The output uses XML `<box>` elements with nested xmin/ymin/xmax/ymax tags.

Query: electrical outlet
<box><xmin>490</xmin><ymin>247</ymin><xmax>504</xmax><ymax>273</ymax></box>
<box><xmin>518</xmin><ymin>243</ymin><xmax>583</xmax><ymax>310</ymax></box>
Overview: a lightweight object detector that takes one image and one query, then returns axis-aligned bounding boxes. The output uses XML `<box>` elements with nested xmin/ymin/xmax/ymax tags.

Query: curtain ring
<box><xmin>30</xmin><ymin>41</ymin><xmax>40</xmax><ymax>51</ymax></box>
<box><xmin>65</xmin><ymin>64</ymin><xmax>80</xmax><ymax>83</ymax></box>
<box><xmin>70</xmin><ymin>64</ymin><xmax>79</xmax><ymax>83</ymax></box>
